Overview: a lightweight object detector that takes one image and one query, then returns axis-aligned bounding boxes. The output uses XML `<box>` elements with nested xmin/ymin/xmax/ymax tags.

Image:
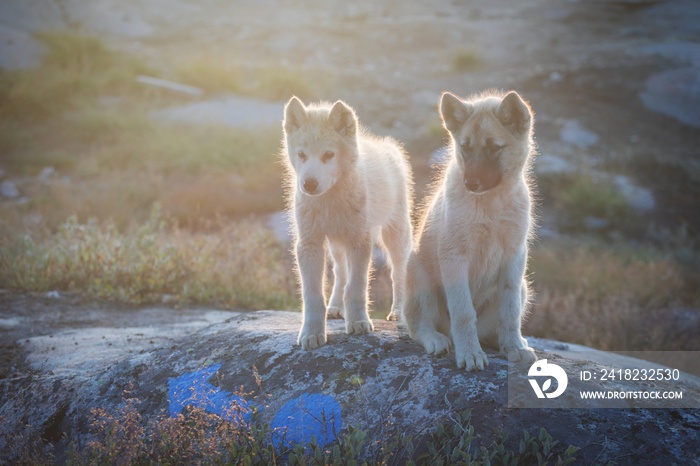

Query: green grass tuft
<box><xmin>557</xmin><ymin>175</ymin><xmax>633</xmax><ymax>231</ymax></box>
<box><xmin>0</xmin><ymin>31</ymin><xmax>153</xmax><ymax>121</ymax></box>
<box><xmin>0</xmin><ymin>206</ymin><xmax>297</xmax><ymax>310</ymax></box>
<box><xmin>173</xmin><ymin>57</ymin><xmax>244</xmax><ymax>94</ymax></box>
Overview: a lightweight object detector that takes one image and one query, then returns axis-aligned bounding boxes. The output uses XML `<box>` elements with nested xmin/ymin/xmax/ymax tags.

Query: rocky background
<box><xmin>1</xmin><ymin>0</ymin><xmax>699</xmax><ymax>232</ymax></box>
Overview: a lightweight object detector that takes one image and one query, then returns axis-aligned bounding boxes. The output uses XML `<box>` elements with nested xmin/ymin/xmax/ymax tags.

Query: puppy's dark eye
<box><xmin>483</xmin><ymin>140</ymin><xmax>506</xmax><ymax>156</ymax></box>
<box><xmin>322</xmin><ymin>151</ymin><xmax>335</xmax><ymax>163</ymax></box>
<box><xmin>298</xmin><ymin>151</ymin><xmax>307</xmax><ymax>162</ymax></box>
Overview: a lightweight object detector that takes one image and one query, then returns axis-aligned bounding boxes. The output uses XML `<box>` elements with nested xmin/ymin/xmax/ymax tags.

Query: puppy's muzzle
<box><xmin>463</xmin><ymin>162</ymin><xmax>502</xmax><ymax>194</ymax></box>
<box><xmin>303</xmin><ymin>177</ymin><xmax>319</xmax><ymax>195</ymax></box>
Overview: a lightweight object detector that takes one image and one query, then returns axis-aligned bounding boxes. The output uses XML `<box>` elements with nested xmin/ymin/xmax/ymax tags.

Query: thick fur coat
<box><xmin>402</xmin><ymin>90</ymin><xmax>538</xmax><ymax>370</ymax></box>
<box><xmin>282</xmin><ymin>97</ymin><xmax>413</xmax><ymax>349</ymax></box>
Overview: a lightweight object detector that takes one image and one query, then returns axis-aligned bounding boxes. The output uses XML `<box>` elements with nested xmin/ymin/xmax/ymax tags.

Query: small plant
<box><xmin>547</xmin><ymin>174</ymin><xmax>636</xmax><ymax>233</ymax></box>
<box><xmin>60</xmin><ymin>400</ymin><xmax>579</xmax><ymax>466</ymax></box>
<box><xmin>485</xmin><ymin>427</ymin><xmax>579</xmax><ymax>466</ymax></box>
<box><xmin>419</xmin><ymin>409</ymin><xmax>579</xmax><ymax>466</ymax></box>
<box><xmin>69</xmin><ymin>398</ymin><xmax>279</xmax><ymax>465</ymax></box>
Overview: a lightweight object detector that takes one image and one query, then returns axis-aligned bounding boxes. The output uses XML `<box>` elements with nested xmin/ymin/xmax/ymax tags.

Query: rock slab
<box><xmin>1</xmin><ymin>309</ymin><xmax>699</xmax><ymax>464</ymax></box>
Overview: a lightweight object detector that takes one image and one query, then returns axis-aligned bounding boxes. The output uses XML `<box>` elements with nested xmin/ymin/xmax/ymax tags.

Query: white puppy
<box><xmin>282</xmin><ymin>97</ymin><xmax>413</xmax><ymax>349</ymax></box>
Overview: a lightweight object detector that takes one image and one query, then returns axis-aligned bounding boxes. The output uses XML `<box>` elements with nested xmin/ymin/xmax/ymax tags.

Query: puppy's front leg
<box><xmin>497</xmin><ymin>248</ymin><xmax>536</xmax><ymax>363</ymax></box>
<box><xmin>297</xmin><ymin>238</ymin><xmax>328</xmax><ymax>349</ymax></box>
<box><xmin>440</xmin><ymin>257</ymin><xmax>488</xmax><ymax>371</ymax></box>
<box><xmin>343</xmin><ymin>236</ymin><xmax>374</xmax><ymax>335</ymax></box>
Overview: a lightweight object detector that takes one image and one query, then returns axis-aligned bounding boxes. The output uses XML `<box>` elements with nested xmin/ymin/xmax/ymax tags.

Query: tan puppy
<box><xmin>403</xmin><ymin>90</ymin><xmax>537</xmax><ymax>370</ymax></box>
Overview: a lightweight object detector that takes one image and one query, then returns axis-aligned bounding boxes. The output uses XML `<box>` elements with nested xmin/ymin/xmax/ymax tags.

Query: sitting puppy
<box><xmin>403</xmin><ymin>90</ymin><xmax>538</xmax><ymax>370</ymax></box>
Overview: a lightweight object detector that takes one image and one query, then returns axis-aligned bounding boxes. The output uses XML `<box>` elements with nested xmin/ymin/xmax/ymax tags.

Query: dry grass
<box><xmin>69</xmin><ymin>397</ymin><xmax>273</xmax><ymax>465</ymax></box>
<box><xmin>526</xmin><ymin>235</ymin><xmax>700</xmax><ymax>351</ymax></box>
<box><xmin>1</xmin><ymin>394</ymin><xmax>577</xmax><ymax>465</ymax></box>
<box><xmin>0</xmin><ymin>207</ymin><xmax>297</xmax><ymax>310</ymax></box>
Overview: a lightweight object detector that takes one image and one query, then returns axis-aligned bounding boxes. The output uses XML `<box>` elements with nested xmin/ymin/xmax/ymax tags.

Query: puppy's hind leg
<box><xmin>327</xmin><ymin>242</ymin><xmax>346</xmax><ymax>319</ymax></box>
<box><xmin>380</xmin><ymin>218</ymin><xmax>411</xmax><ymax>321</ymax></box>
<box><xmin>343</xmin><ymin>235</ymin><xmax>374</xmax><ymax>335</ymax></box>
<box><xmin>497</xmin><ymin>252</ymin><xmax>536</xmax><ymax>364</ymax></box>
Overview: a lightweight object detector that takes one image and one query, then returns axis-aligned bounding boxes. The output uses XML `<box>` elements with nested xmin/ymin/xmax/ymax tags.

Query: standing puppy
<box><xmin>282</xmin><ymin>97</ymin><xmax>413</xmax><ymax>350</ymax></box>
<box><xmin>403</xmin><ymin>90</ymin><xmax>537</xmax><ymax>370</ymax></box>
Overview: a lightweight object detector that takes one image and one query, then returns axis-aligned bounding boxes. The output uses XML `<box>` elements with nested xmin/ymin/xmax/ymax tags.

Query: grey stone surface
<box><xmin>0</xmin><ymin>25</ymin><xmax>46</xmax><ymax>70</ymax></box>
<box><xmin>1</xmin><ymin>298</ymin><xmax>698</xmax><ymax>464</ymax></box>
<box><xmin>613</xmin><ymin>174</ymin><xmax>655</xmax><ymax>212</ymax></box>
<box><xmin>534</xmin><ymin>153</ymin><xmax>576</xmax><ymax>175</ymax></box>
<box><xmin>152</xmin><ymin>96</ymin><xmax>284</xmax><ymax>129</ymax></box>
<box><xmin>559</xmin><ymin>120</ymin><xmax>599</xmax><ymax>150</ymax></box>
<box><xmin>641</xmin><ymin>67</ymin><xmax>700</xmax><ymax>128</ymax></box>
<box><xmin>0</xmin><ymin>180</ymin><xmax>19</xmax><ymax>199</ymax></box>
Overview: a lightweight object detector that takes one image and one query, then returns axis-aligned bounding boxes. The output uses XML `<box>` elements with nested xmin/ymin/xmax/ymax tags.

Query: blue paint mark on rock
<box><xmin>168</xmin><ymin>363</ymin><xmax>255</xmax><ymax>424</ymax></box>
<box><xmin>169</xmin><ymin>365</ymin><xmax>342</xmax><ymax>447</ymax></box>
<box><xmin>271</xmin><ymin>393</ymin><xmax>342</xmax><ymax>448</ymax></box>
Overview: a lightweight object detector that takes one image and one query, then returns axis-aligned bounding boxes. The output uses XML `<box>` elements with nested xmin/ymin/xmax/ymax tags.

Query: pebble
<box><xmin>1</xmin><ymin>180</ymin><xmax>19</xmax><ymax>199</ymax></box>
<box><xmin>560</xmin><ymin>120</ymin><xmax>599</xmax><ymax>149</ymax></box>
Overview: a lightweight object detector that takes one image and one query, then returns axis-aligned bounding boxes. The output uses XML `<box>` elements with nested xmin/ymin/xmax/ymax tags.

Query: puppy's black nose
<box><xmin>303</xmin><ymin>178</ymin><xmax>318</xmax><ymax>194</ymax></box>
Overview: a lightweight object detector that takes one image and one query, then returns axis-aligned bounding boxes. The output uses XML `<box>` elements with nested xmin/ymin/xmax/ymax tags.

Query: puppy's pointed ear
<box><xmin>284</xmin><ymin>96</ymin><xmax>307</xmax><ymax>134</ymax></box>
<box><xmin>439</xmin><ymin>92</ymin><xmax>473</xmax><ymax>135</ymax></box>
<box><xmin>496</xmin><ymin>91</ymin><xmax>532</xmax><ymax>136</ymax></box>
<box><xmin>329</xmin><ymin>100</ymin><xmax>357</xmax><ymax>137</ymax></box>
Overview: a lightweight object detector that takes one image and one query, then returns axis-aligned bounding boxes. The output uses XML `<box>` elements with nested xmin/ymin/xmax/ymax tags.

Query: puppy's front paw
<box><xmin>327</xmin><ymin>306</ymin><xmax>344</xmax><ymax>319</ymax></box>
<box><xmin>298</xmin><ymin>324</ymin><xmax>326</xmax><ymax>350</ymax></box>
<box><xmin>422</xmin><ymin>332</ymin><xmax>452</xmax><ymax>356</ymax></box>
<box><xmin>347</xmin><ymin>320</ymin><xmax>373</xmax><ymax>335</ymax></box>
<box><xmin>503</xmin><ymin>346</ymin><xmax>537</xmax><ymax>364</ymax></box>
<box><xmin>456</xmin><ymin>348</ymin><xmax>489</xmax><ymax>371</ymax></box>
<box><xmin>386</xmin><ymin>311</ymin><xmax>398</xmax><ymax>321</ymax></box>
